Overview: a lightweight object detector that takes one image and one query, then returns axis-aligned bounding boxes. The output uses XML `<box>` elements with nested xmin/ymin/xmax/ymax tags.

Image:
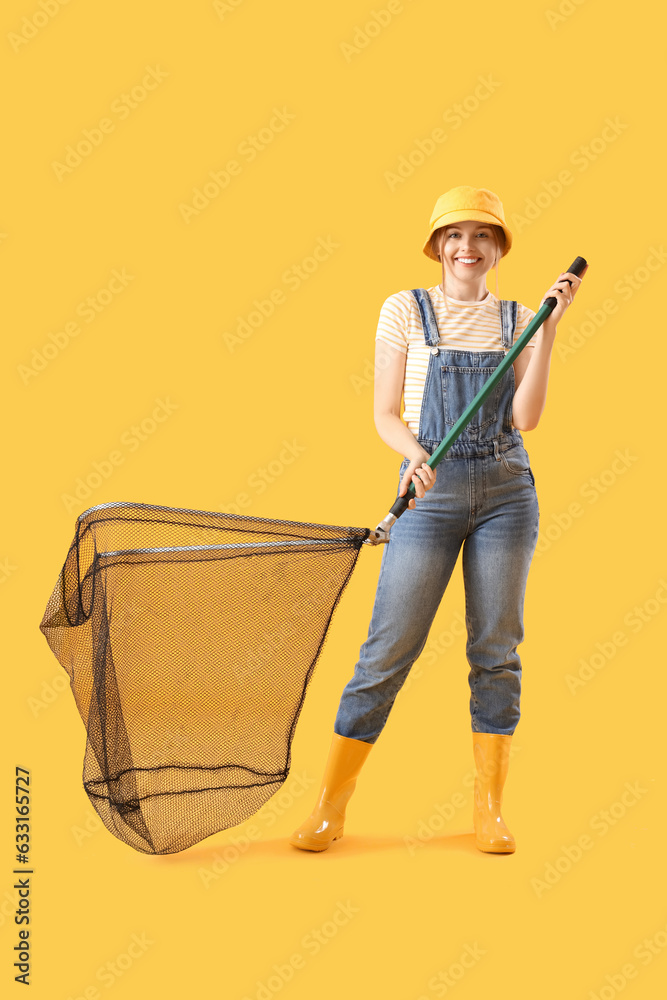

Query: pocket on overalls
<box><xmin>500</xmin><ymin>444</ymin><xmax>533</xmax><ymax>479</ymax></box>
<box><xmin>442</xmin><ymin>365</ymin><xmax>502</xmax><ymax>431</ymax></box>
<box><xmin>397</xmin><ymin>456</ymin><xmax>410</xmax><ymax>491</ymax></box>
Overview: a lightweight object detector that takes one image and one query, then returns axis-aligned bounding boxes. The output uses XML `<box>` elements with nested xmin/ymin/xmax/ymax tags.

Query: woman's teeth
<box><xmin>456</xmin><ymin>257</ymin><xmax>479</xmax><ymax>265</ymax></box>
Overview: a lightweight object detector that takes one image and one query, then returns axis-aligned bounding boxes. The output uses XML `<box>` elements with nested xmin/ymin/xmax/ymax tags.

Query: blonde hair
<box><xmin>432</xmin><ymin>224</ymin><xmax>505</xmax><ymax>312</ymax></box>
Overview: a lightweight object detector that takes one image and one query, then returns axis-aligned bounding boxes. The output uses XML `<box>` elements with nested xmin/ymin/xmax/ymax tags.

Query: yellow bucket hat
<box><xmin>423</xmin><ymin>185</ymin><xmax>513</xmax><ymax>261</ymax></box>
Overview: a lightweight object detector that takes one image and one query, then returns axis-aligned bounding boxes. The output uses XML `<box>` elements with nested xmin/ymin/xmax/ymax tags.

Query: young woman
<box><xmin>290</xmin><ymin>186</ymin><xmax>586</xmax><ymax>855</ymax></box>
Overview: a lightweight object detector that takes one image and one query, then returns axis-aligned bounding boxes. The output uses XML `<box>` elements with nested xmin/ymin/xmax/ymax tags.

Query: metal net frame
<box><xmin>39</xmin><ymin>502</ymin><xmax>369</xmax><ymax>855</ymax></box>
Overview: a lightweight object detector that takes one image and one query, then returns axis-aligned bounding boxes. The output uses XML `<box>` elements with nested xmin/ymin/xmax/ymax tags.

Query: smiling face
<box><xmin>435</xmin><ymin>220</ymin><xmax>504</xmax><ymax>279</ymax></box>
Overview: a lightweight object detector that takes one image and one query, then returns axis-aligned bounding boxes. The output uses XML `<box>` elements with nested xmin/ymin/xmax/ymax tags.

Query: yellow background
<box><xmin>2</xmin><ymin>0</ymin><xmax>666</xmax><ymax>997</ymax></box>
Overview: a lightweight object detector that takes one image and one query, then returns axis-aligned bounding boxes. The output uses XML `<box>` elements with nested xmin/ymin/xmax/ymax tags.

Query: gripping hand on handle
<box><xmin>539</xmin><ymin>262</ymin><xmax>589</xmax><ymax>325</ymax></box>
<box><xmin>398</xmin><ymin>448</ymin><xmax>437</xmax><ymax>510</ymax></box>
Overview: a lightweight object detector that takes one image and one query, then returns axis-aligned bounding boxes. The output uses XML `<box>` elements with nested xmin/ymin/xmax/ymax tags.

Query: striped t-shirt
<box><xmin>375</xmin><ymin>284</ymin><xmax>536</xmax><ymax>436</ymax></box>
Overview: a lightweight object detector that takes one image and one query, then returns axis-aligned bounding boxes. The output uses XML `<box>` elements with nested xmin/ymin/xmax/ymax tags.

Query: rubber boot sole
<box><xmin>289</xmin><ymin>827</ymin><xmax>344</xmax><ymax>852</ymax></box>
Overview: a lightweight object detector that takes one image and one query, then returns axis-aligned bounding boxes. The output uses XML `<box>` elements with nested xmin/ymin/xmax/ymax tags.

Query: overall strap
<box><xmin>499</xmin><ymin>300</ymin><xmax>518</xmax><ymax>350</ymax></box>
<box><xmin>409</xmin><ymin>288</ymin><xmax>439</xmax><ymax>347</ymax></box>
<box><xmin>411</xmin><ymin>289</ymin><xmax>518</xmax><ymax>351</ymax></box>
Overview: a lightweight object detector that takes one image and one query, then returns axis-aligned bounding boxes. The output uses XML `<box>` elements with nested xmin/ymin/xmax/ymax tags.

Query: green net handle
<box><xmin>388</xmin><ymin>256</ymin><xmax>588</xmax><ymax>519</ymax></box>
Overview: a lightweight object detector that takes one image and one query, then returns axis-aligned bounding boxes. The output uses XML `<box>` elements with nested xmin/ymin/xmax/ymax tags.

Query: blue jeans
<box><xmin>334</xmin><ymin>445</ymin><xmax>539</xmax><ymax>741</ymax></box>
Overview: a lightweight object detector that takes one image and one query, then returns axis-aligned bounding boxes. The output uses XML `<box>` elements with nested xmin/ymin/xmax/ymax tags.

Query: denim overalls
<box><xmin>334</xmin><ymin>289</ymin><xmax>540</xmax><ymax>741</ymax></box>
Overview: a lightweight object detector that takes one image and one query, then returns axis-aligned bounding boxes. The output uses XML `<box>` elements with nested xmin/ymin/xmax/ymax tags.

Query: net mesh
<box><xmin>39</xmin><ymin>501</ymin><xmax>370</xmax><ymax>855</ymax></box>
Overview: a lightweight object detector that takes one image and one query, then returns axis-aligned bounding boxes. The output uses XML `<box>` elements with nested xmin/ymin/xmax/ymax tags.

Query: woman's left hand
<box><xmin>539</xmin><ymin>265</ymin><xmax>588</xmax><ymax>325</ymax></box>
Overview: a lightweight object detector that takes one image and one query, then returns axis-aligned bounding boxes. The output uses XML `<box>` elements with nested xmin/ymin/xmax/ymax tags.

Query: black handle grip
<box><xmin>389</xmin><ymin>494</ymin><xmax>410</xmax><ymax>518</ymax></box>
<box><xmin>544</xmin><ymin>256</ymin><xmax>588</xmax><ymax>310</ymax></box>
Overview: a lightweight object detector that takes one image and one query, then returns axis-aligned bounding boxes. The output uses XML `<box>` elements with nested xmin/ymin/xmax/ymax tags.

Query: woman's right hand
<box><xmin>399</xmin><ymin>451</ymin><xmax>437</xmax><ymax>509</ymax></box>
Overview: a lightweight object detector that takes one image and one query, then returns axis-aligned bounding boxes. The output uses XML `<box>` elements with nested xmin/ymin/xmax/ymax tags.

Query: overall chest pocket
<box><xmin>441</xmin><ymin>364</ymin><xmax>504</xmax><ymax>432</ymax></box>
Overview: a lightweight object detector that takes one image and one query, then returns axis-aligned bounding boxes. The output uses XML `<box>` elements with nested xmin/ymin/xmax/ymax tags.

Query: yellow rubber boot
<box><xmin>472</xmin><ymin>732</ymin><xmax>516</xmax><ymax>854</ymax></box>
<box><xmin>289</xmin><ymin>733</ymin><xmax>374</xmax><ymax>852</ymax></box>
